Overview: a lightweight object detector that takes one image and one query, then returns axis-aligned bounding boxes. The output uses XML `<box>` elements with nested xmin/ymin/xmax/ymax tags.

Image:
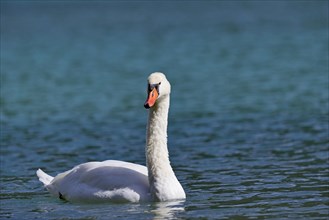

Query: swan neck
<box><xmin>147</xmin><ymin>97</ymin><xmax>169</xmax><ymax>142</ymax></box>
<box><xmin>146</xmin><ymin>95</ymin><xmax>175</xmax><ymax>199</ymax></box>
<box><xmin>146</xmin><ymin>95</ymin><xmax>170</xmax><ymax>163</ymax></box>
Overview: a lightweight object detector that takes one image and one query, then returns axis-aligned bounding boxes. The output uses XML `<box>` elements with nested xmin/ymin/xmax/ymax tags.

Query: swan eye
<box><xmin>148</xmin><ymin>83</ymin><xmax>161</xmax><ymax>94</ymax></box>
<box><xmin>155</xmin><ymin>83</ymin><xmax>161</xmax><ymax>94</ymax></box>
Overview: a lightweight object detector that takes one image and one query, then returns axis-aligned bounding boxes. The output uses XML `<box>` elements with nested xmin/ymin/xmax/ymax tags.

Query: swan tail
<box><xmin>36</xmin><ymin>169</ymin><xmax>54</xmax><ymax>186</ymax></box>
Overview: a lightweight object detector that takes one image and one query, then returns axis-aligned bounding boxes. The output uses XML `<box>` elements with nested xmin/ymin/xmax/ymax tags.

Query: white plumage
<box><xmin>36</xmin><ymin>72</ymin><xmax>186</xmax><ymax>203</ymax></box>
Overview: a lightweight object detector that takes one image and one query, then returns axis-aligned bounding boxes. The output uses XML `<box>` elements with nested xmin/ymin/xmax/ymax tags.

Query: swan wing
<box><xmin>40</xmin><ymin>160</ymin><xmax>150</xmax><ymax>202</ymax></box>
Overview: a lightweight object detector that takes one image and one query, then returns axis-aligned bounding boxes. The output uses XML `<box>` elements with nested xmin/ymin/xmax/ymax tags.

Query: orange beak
<box><xmin>144</xmin><ymin>87</ymin><xmax>159</xmax><ymax>109</ymax></box>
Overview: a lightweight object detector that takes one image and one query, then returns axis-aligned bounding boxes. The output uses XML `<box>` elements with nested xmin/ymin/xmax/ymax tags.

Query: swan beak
<box><xmin>144</xmin><ymin>87</ymin><xmax>159</xmax><ymax>109</ymax></box>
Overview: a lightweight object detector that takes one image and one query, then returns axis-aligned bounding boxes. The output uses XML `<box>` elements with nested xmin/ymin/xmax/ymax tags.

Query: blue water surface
<box><xmin>1</xmin><ymin>1</ymin><xmax>328</xmax><ymax>219</ymax></box>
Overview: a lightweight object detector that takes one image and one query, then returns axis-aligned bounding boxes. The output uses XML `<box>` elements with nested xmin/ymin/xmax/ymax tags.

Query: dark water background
<box><xmin>1</xmin><ymin>1</ymin><xmax>328</xmax><ymax>219</ymax></box>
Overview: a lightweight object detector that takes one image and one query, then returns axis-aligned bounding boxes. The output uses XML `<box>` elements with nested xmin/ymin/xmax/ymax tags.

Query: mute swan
<box><xmin>36</xmin><ymin>72</ymin><xmax>186</xmax><ymax>203</ymax></box>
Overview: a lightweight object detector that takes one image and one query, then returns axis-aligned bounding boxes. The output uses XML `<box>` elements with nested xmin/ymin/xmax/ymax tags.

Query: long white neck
<box><xmin>145</xmin><ymin>95</ymin><xmax>186</xmax><ymax>201</ymax></box>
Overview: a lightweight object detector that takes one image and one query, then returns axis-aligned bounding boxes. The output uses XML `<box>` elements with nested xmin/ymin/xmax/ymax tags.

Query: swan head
<box><xmin>144</xmin><ymin>72</ymin><xmax>171</xmax><ymax>109</ymax></box>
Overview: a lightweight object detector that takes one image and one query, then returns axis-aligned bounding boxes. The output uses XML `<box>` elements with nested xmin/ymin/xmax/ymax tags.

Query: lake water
<box><xmin>1</xmin><ymin>1</ymin><xmax>328</xmax><ymax>219</ymax></box>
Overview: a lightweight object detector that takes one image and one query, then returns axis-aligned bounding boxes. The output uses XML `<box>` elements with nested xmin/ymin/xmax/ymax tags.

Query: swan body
<box><xmin>36</xmin><ymin>72</ymin><xmax>186</xmax><ymax>203</ymax></box>
<box><xmin>37</xmin><ymin>160</ymin><xmax>149</xmax><ymax>202</ymax></box>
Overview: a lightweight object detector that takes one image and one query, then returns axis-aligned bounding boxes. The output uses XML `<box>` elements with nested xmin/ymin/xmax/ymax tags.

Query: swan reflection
<box><xmin>151</xmin><ymin>200</ymin><xmax>185</xmax><ymax>219</ymax></box>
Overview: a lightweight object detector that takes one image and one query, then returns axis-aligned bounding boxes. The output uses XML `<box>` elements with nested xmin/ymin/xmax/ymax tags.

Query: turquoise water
<box><xmin>1</xmin><ymin>1</ymin><xmax>328</xmax><ymax>219</ymax></box>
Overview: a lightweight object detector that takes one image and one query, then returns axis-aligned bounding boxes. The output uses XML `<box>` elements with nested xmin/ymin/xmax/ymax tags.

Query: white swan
<box><xmin>36</xmin><ymin>72</ymin><xmax>186</xmax><ymax>203</ymax></box>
